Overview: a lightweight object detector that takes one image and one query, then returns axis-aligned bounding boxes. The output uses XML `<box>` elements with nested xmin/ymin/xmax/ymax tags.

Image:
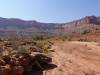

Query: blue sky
<box><xmin>0</xmin><ymin>0</ymin><xmax>100</xmax><ymax>23</ymax></box>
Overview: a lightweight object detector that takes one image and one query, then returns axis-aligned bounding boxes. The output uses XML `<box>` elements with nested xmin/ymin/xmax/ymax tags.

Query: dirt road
<box><xmin>44</xmin><ymin>41</ymin><xmax>100</xmax><ymax>75</ymax></box>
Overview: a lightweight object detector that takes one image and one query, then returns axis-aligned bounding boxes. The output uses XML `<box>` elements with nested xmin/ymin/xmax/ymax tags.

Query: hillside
<box><xmin>0</xmin><ymin>16</ymin><xmax>100</xmax><ymax>36</ymax></box>
<box><xmin>44</xmin><ymin>41</ymin><xmax>100</xmax><ymax>75</ymax></box>
<box><xmin>0</xmin><ymin>20</ymin><xmax>100</xmax><ymax>75</ymax></box>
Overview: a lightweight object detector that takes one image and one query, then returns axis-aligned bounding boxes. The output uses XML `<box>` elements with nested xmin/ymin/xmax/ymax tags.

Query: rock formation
<box><xmin>0</xmin><ymin>40</ymin><xmax>54</xmax><ymax>75</ymax></box>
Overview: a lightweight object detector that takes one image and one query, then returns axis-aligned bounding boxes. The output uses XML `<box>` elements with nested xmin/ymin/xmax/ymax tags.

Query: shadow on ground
<box><xmin>24</xmin><ymin>64</ymin><xmax>57</xmax><ymax>75</ymax></box>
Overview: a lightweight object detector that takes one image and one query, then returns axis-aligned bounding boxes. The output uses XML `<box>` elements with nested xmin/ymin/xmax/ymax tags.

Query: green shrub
<box><xmin>32</xmin><ymin>35</ymin><xmax>50</xmax><ymax>41</ymax></box>
<box><xmin>61</xmin><ymin>35</ymin><xmax>73</xmax><ymax>41</ymax></box>
<box><xmin>81</xmin><ymin>30</ymin><xmax>90</xmax><ymax>34</ymax></box>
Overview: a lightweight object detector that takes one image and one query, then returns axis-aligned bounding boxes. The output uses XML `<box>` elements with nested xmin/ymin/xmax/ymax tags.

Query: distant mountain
<box><xmin>62</xmin><ymin>16</ymin><xmax>100</xmax><ymax>34</ymax></box>
<box><xmin>0</xmin><ymin>17</ymin><xmax>62</xmax><ymax>36</ymax></box>
<box><xmin>0</xmin><ymin>16</ymin><xmax>100</xmax><ymax>36</ymax></box>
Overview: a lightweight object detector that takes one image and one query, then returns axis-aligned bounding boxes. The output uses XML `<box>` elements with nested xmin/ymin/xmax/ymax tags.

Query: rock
<box><xmin>2</xmin><ymin>55</ymin><xmax>11</xmax><ymax>64</ymax></box>
<box><xmin>29</xmin><ymin>46</ymin><xmax>41</xmax><ymax>52</ymax></box>
<box><xmin>4</xmin><ymin>42</ymin><xmax>12</xmax><ymax>47</ymax></box>
<box><xmin>35</xmin><ymin>54</ymin><xmax>52</xmax><ymax>64</ymax></box>
<box><xmin>0</xmin><ymin>50</ymin><xmax>53</xmax><ymax>75</ymax></box>
<box><xmin>0</xmin><ymin>64</ymin><xmax>12</xmax><ymax>75</ymax></box>
<box><xmin>0</xmin><ymin>58</ymin><xmax>6</xmax><ymax>65</ymax></box>
<box><xmin>11</xmin><ymin>66</ymin><xmax>24</xmax><ymax>75</ymax></box>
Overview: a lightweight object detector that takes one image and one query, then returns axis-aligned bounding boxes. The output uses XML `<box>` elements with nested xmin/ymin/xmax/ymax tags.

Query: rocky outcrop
<box><xmin>0</xmin><ymin>52</ymin><xmax>52</xmax><ymax>75</ymax></box>
<box><xmin>64</xmin><ymin>16</ymin><xmax>100</xmax><ymax>26</ymax></box>
<box><xmin>62</xmin><ymin>16</ymin><xmax>100</xmax><ymax>34</ymax></box>
<box><xmin>0</xmin><ymin>40</ymin><xmax>55</xmax><ymax>75</ymax></box>
<box><xmin>79</xmin><ymin>16</ymin><xmax>100</xmax><ymax>24</ymax></box>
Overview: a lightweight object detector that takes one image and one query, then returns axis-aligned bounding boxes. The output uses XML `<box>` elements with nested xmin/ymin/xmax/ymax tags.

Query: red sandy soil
<box><xmin>44</xmin><ymin>41</ymin><xmax>100</xmax><ymax>75</ymax></box>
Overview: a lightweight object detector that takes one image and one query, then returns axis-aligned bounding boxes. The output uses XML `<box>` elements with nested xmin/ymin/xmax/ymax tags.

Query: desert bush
<box><xmin>81</xmin><ymin>30</ymin><xmax>90</xmax><ymax>35</ymax></box>
<box><xmin>78</xmin><ymin>38</ymin><xmax>88</xmax><ymax>41</ymax></box>
<box><xmin>33</xmin><ymin>41</ymin><xmax>53</xmax><ymax>54</ymax></box>
<box><xmin>61</xmin><ymin>35</ymin><xmax>73</xmax><ymax>41</ymax></box>
<box><xmin>32</xmin><ymin>35</ymin><xmax>50</xmax><ymax>41</ymax></box>
<box><xmin>17</xmin><ymin>46</ymin><xmax>28</xmax><ymax>54</ymax></box>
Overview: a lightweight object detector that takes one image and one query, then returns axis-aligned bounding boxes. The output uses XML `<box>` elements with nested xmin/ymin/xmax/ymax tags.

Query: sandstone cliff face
<box><xmin>78</xmin><ymin>16</ymin><xmax>100</xmax><ymax>24</ymax></box>
<box><xmin>0</xmin><ymin>16</ymin><xmax>100</xmax><ymax>36</ymax></box>
<box><xmin>62</xmin><ymin>16</ymin><xmax>100</xmax><ymax>34</ymax></box>
<box><xmin>64</xmin><ymin>16</ymin><xmax>100</xmax><ymax>26</ymax></box>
